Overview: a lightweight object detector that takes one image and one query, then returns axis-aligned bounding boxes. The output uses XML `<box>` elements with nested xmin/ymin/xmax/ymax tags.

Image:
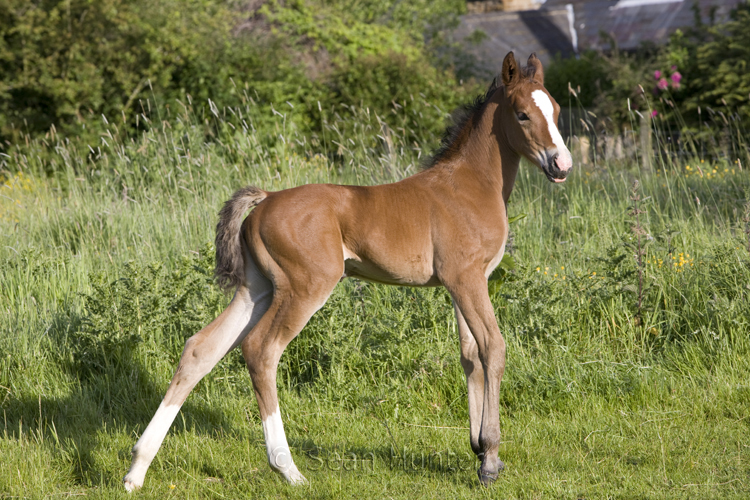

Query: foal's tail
<box><xmin>214</xmin><ymin>186</ymin><xmax>268</xmax><ymax>291</ymax></box>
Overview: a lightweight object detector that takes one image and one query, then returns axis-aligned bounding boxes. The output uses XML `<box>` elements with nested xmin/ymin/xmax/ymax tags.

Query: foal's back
<box><xmin>241</xmin><ymin>166</ymin><xmax>507</xmax><ymax>288</ymax></box>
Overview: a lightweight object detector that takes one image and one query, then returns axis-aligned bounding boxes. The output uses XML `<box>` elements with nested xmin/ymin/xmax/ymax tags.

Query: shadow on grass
<box><xmin>1</xmin><ymin>307</ymin><xmax>240</xmax><ymax>487</ymax></box>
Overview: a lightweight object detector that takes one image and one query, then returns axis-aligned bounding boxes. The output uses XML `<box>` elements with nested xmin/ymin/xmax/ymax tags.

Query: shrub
<box><xmin>75</xmin><ymin>244</ymin><xmax>227</xmax><ymax>377</ymax></box>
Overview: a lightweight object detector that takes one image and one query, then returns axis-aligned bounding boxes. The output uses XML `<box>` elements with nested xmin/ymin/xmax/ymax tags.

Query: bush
<box><xmin>542</xmin><ymin>2</ymin><xmax>750</xmax><ymax>142</ymax></box>
<box><xmin>664</xmin><ymin>2</ymin><xmax>750</xmax><ymax>129</ymax></box>
<box><xmin>0</xmin><ymin>0</ymin><xmax>253</xmax><ymax>142</ymax></box>
<box><xmin>75</xmin><ymin>245</ymin><xmax>227</xmax><ymax>377</ymax></box>
<box><xmin>0</xmin><ymin>0</ymin><xmax>472</xmax><ymax>154</ymax></box>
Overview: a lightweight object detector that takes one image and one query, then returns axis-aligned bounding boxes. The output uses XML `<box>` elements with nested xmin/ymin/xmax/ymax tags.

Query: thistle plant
<box><xmin>629</xmin><ymin>180</ymin><xmax>647</xmax><ymax>319</ymax></box>
<box><xmin>744</xmin><ymin>201</ymin><xmax>750</xmax><ymax>256</ymax></box>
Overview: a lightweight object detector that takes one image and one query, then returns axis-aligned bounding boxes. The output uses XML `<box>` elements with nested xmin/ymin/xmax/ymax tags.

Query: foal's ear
<box><xmin>501</xmin><ymin>51</ymin><xmax>520</xmax><ymax>88</ymax></box>
<box><xmin>527</xmin><ymin>53</ymin><xmax>544</xmax><ymax>85</ymax></box>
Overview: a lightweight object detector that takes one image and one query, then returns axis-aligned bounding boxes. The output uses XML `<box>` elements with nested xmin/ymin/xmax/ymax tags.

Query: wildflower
<box><xmin>657</xmin><ymin>78</ymin><xmax>669</xmax><ymax>91</ymax></box>
<box><xmin>651</xmin><ymin>110</ymin><xmax>658</xmax><ymax>118</ymax></box>
<box><xmin>670</xmin><ymin>72</ymin><xmax>682</xmax><ymax>89</ymax></box>
<box><xmin>654</xmin><ymin>70</ymin><xmax>662</xmax><ymax>79</ymax></box>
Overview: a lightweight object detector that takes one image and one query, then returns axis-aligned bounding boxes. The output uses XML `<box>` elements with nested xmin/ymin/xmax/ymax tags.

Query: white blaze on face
<box><xmin>531</xmin><ymin>90</ymin><xmax>573</xmax><ymax>171</ymax></box>
<box><xmin>262</xmin><ymin>407</ymin><xmax>307</xmax><ymax>484</ymax></box>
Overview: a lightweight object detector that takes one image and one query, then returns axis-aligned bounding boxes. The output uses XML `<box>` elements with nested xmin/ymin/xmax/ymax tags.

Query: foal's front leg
<box><xmin>454</xmin><ymin>302</ymin><xmax>484</xmax><ymax>459</ymax></box>
<box><xmin>448</xmin><ymin>275</ymin><xmax>507</xmax><ymax>486</ymax></box>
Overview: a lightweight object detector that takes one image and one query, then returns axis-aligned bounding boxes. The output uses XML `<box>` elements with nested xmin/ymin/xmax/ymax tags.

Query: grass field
<box><xmin>1</xmin><ymin>103</ymin><xmax>750</xmax><ymax>499</ymax></box>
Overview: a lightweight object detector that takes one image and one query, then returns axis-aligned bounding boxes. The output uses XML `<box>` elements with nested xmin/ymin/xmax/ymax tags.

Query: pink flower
<box><xmin>671</xmin><ymin>65</ymin><xmax>677</xmax><ymax>71</ymax></box>
<box><xmin>651</xmin><ymin>110</ymin><xmax>658</xmax><ymax>118</ymax></box>
<box><xmin>654</xmin><ymin>70</ymin><xmax>662</xmax><ymax>79</ymax></box>
<box><xmin>657</xmin><ymin>77</ymin><xmax>669</xmax><ymax>90</ymax></box>
<box><xmin>670</xmin><ymin>72</ymin><xmax>682</xmax><ymax>84</ymax></box>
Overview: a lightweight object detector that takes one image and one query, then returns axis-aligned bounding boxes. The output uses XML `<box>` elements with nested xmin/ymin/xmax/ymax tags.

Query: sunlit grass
<box><xmin>1</xmin><ymin>97</ymin><xmax>749</xmax><ymax>499</ymax></box>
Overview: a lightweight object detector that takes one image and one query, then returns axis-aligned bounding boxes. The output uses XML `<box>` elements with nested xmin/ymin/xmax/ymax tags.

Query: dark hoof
<box><xmin>477</xmin><ymin>468</ymin><xmax>498</xmax><ymax>486</ymax></box>
<box><xmin>477</xmin><ymin>460</ymin><xmax>505</xmax><ymax>486</ymax></box>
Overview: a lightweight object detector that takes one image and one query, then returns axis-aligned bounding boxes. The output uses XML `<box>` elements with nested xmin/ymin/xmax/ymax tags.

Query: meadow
<box><xmin>1</xmin><ymin>97</ymin><xmax>749</xmax><ymax>499</ymax></box>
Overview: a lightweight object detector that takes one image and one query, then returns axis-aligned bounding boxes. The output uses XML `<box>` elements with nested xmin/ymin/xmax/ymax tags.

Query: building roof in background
<box><xmin>541</xmin><ymin>0</ymin><xmax>743</xmax><ymax>51</ymax></box>
<box><xmin>452</xmin><ymin>7</ymin><xmax>577</xmax><ymax>75</ymax></box>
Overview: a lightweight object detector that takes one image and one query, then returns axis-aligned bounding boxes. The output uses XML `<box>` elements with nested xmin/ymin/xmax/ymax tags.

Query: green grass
<box><xmin>1</xmin><ymin>102</ymin><xmax>750</xmax><ymax>499</ymax></box>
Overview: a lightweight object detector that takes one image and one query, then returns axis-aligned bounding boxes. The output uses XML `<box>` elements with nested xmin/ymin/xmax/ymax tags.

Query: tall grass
<box><xmin>1</xmin><ymin>95</ymin><xmax>749</xmax><ymax>498</ymax></box>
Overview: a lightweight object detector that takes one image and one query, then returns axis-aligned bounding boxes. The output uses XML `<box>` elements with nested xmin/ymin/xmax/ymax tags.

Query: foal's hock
<box><xmin>123</xmin><ymin>51</ymin><xmax>573</xmax><ymax>491</ymax></box>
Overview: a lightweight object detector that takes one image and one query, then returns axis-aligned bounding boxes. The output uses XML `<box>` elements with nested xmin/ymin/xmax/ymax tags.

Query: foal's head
<box><xmin>498</xmin><ymin>52</ymin><xmax>573</xmax><ymax>183</ymax></box>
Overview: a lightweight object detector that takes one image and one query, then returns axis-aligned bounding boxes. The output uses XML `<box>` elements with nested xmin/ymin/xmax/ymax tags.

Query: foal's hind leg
<box><xmin>241</xmin><ymin>278</ymin><xmax>339</xmax><ymax>484</ymax></box>
<box><xmin>123</xmin><ymin>266</ymin><xmax>272</xmax><ymax>491</ymax></box>
<box><xmin>454</xmin><ymin>302</ymin><xmax>485</xmax><ymax>459</ymax></box>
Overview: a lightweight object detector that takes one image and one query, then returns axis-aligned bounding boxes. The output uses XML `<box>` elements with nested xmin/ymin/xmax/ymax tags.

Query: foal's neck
<box><xmin>454</xmin><ymin>99</ymin><xmax>520</xmax><ymax>205</ymax></box>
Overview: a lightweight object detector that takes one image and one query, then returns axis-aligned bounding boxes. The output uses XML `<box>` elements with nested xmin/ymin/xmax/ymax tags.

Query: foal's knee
<box><xmin>460</xmin><ymin>350</ymin><xmax>481</xmax><ymax>377</ymax></box>
<box><xmin>459</xmin><ymin>333</ymin><xmax>481</xmax><ymax>374</ymax></box>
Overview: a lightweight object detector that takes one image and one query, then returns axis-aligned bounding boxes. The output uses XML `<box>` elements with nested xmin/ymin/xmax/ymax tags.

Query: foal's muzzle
<box><xmin>541</xmin><ymin>149</ymin><xmax>573</xmax><ymax>183</ymax></box>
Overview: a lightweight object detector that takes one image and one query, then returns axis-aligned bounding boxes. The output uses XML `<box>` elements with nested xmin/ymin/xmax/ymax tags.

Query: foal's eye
<box><xmin>517</xmin><ymin>112</ymin><xmax>529</xmax><ymax>121</ymax></box>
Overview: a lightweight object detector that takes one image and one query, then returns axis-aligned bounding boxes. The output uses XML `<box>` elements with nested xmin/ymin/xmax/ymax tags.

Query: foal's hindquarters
<box><xmin>124</xmin><ymin>186</ymin><xmax>357</xmax><ymax>490</ymax></box>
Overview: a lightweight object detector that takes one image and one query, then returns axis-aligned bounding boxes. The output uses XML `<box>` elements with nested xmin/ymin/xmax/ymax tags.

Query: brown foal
<box><xmin>123</xmin><ymin>51</ymin><xmax>572</xmax><ymax>490</ymax></box>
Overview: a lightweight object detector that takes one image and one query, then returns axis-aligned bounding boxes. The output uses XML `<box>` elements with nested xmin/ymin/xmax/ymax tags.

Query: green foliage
<box><xmin>0</xmin><ymin>0</ymin><xmax>471</xmax><ymax>152</ymax></box>
<box><xmin>318</xmin><ymin>0</ymin><xmax>466</xmax><ymax>34</ymax></box>
<box><xmin>544</xmin><ymin>51</ymin><xmax>611</xmax><ymax>109</ymax></box>
<box><xmin>76</xmin><ymin>245</ymin><xmax>226</xmax><ymax>377</ymax></box>
<box><xmin>2</xmin><ymin>2</ymin><xmax>750</xmax><ymax>496</ymax></box>
<box><xmin>544</xmin><ymin>2</ymin><xmax>750</xmax><ymax>142</ymax></box>
<box><xmin>2</xmin><ymin>98</ymin><xmax>750</xmax><ymax>496</ymax></box>
<box><xmin>325</xmin><ymin>52</ymin><xmax>464</xmax><ymax>146</ymax></box>
<box><xmin>263</xmin><ymin>0</ymin><xmax>420</xmax><ymax>60</ymax></box>
<box><xmin>0</xmin><ymin>0</ymin><xmax>254</xmax><ymax>141</ymax></box>
<box><xmin>665</xmin><ymin>3</ymin><xmax>750</xmax><ymax>127</ymax></box>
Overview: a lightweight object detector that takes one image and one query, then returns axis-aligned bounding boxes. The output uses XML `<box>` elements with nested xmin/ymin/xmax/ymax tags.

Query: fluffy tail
<box><xmin>214</xmin><ymin>186</ymin><xmax>268</xmax><ymax>291</ymax></box>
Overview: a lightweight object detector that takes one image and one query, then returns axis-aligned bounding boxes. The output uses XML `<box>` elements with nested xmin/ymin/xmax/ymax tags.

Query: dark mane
<box><xmin>424</xmin><ymin>77</ymin><xmax>500</xmax><ymax>168</ymax></box>
<box><xmin>425</xmin><ymin>64</ymin><xmax>538</xmax><ymax>169</ymax></box>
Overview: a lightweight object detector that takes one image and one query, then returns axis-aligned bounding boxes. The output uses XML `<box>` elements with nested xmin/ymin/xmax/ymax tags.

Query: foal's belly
<box><xmin>342</xmin><ymin>247</ymin><xmax>441</xmax><ymax>287</ymax></box>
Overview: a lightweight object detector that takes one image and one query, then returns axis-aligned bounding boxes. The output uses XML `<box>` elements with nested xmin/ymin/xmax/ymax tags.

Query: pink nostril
<box><xmin>555</xmin><ymin>152</ymin><xmax>573</xmax><ymax>172</ymax></box>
